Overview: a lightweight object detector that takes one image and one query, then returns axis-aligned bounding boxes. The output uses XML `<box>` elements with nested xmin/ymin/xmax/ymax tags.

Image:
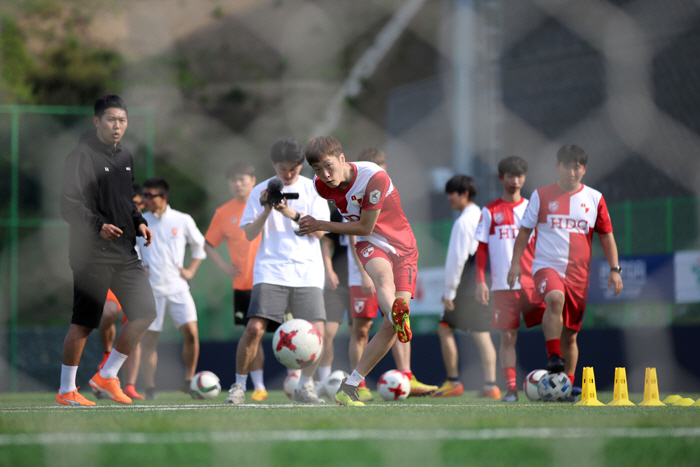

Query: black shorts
<box><xmin>323</xmin><ymin>283</ymin><xmax>349</xmax><ymax>324</ymax></box>
<box><xmin>233</xmin><ymin>289</ymin><xmax>280</xmax><ymax>333</ymax></box>
<box><xmin>440</xmin><ymin>295</ymin><xmax>492</xmax><ymax>333</ymax></box>
<box><xmin>70</xmin><ymin>257</ymin><xmax>157</xmax><ymax>329</ymax></box>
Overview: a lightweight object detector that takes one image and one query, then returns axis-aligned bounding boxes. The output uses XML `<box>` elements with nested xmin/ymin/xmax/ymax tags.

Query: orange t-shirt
<box><xmin>205</xmin><ymin>198</ymin><xmax>261</xmax><ymax>290</ymax></box>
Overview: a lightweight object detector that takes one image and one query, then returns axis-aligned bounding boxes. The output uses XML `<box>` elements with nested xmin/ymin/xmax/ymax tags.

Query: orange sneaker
<box><xmin>432</xmin><ymin>380</ymin><xmax>464</xmax><ymax>398</ymax></box>
<box><xmin>124</xmin><ymin>384</ymin><xmax>145</xmax><ymax>400</ymax></box>
<box><xmin>56</xmin><ymin>387</ymin><xmax>96</xmax><ymax>406</ymax></box>
<box><xmin>89</xmin><ymin>372</ymin><xmax>132</xmax><ymax>404</ymax></box>
<box><xmin>475</xmin><ymin>386</ymin><xmax>502</xmax><ymax>400</ymax></box>
<box><xmin>390</xmin><ymin>298</ymin><xmax>412</xmax><ymax>343</ymax></box>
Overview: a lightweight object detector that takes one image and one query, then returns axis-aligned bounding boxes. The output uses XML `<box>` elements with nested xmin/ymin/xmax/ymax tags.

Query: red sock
<box><xmin>401</xmin><ymin>370</ymin><xmax>413</xmax><ymax>380</ymax></box>
<box><xmin>567</xmin><ymin>374</ymin><xmax>575</xmax><ymax>385</ymax></box>
<box><xmin>98</xmin><ymin>351</ymin><xmax>110</xmax><ymax>370</ymax></box>
<box><xmin>545</xmin><ymin>339</ymin><xmax>561</xmax><ymax>358</ymax></box>
<box><xmin>502</xmin><ymin>367</ymin><xmax>517</xmax><ymax>391</ymax></box>
<box><xmin>358</xmin><ymin>379</ymin><xmax>367</xmax><ymax>388</ymax></box>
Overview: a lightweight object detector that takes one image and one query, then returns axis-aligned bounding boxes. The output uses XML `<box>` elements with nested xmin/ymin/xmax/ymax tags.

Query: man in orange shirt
<box><xmin>204</xmin><ymin>162</ymin><xmax>267</xmax><ymax>400</ymax></box>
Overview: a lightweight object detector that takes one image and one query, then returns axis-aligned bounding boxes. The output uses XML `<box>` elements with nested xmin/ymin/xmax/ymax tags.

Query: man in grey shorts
<box><xmin>224</xmin><ymin>137</ymin><xmax>331</xmax><ymax>404</ymax></box>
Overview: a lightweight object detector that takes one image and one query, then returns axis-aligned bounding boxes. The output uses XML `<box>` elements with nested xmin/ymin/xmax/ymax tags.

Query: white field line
<box><xmin>1</xmin><ymin>427</ymin><xmax>699</xmax><ymax>446</ymax></box>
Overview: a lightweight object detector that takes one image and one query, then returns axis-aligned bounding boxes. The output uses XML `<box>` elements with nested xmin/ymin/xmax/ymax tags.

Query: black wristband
<box><xmin>294</xmin><ymin>212</ymin><xmax>301</xmax><ymax>222</ymax></box>
<box><xmin>610</xmin><ymin>266</ymin><xmax>622</xmax><ymax>273</ymax></box>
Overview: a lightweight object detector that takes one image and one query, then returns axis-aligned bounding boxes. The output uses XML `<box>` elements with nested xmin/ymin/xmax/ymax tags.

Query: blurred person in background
<box><xmin>58</xmin><ymin>95</ymin><xmax>156</xmax><ymax>406</ymax></box>
<box><xmin>348</xmin><ymin>148</ymin><xmax>437</xmax><ymax>400</ymax></box>
<box><xmin>204</xmin><ymin>162</ymin><xmax>268</xmax><ymax>401</ymax></box>
<box><xmin>508</xmin><ymin>144</ymin><xmax>623</xmax><ymax>396</ymax></box>
<box><xmin>474</xmin><ymin>156</ymin><xmax>545</xmax><ymax>402</ymax></box>
<box><xmin>434</xmin><ymin>175</ymin><xmax>500</xmax><ymax>400</ymax></box>
<box><xmin>224</xmin><ymin>137</ymin><xmax>330</xmax><ymax>405</ymax></box>
<box><xmin>137</xmin><ymin>177</ymin><xmax>207</xmax><ymax>400</ymax></box>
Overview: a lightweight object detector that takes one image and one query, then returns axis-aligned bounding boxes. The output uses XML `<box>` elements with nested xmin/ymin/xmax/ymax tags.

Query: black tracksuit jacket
<box><xmin>60</xmin><ymin>129</ymin><xmax>147</xmax><ymax>263</ymax></box>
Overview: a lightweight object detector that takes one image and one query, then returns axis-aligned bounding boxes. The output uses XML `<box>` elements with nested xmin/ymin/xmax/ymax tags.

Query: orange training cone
<box><xmin>575</xmin><ymin>367</ymin><xmax>604</xmax><ymax>406</ymax></box>
<box><xmin>638</xmin><ymin>367</ymin><xmax>665</xmax><ymax>406</ymax></box>
<box><xmin>608</xmin><ymin>367</ymin><xmax>635</xmax><ymax>405</ymax></box>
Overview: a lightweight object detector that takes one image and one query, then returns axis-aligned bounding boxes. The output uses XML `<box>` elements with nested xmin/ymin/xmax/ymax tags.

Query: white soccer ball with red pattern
<box><xmin>377</xmin><ymin>370</ymin><xmax>410</xmax><ymax>401</ymax></box>
<box><xmin>283</xmin><ymin>370</ymin><xmax>301</xmax><ymax>399</ymax></box>
<box><xmin>190</xmin><ymin>371</ymin><xmax>221</xmax><ymax>399</ymax></box>
<box><xmin>523</xmin><ymin>369</ymin><xmax>547</xmax><ymax>401</ymax></box>
<box><xmin>272</xmin><ymin>319</ymin><xmax>323</xmax><ymax>370</ymax></box>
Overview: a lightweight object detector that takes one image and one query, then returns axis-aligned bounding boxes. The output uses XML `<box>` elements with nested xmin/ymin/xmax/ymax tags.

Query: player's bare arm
<box><xmin>243</xmin><ymin>190</ymin><xmax>273</xmax><ymax>241</ymax></box>
<box><xmin>321</xmin><ymin>237</ymin><xmax>339</xmax><ymax>290</ymax></box>
<box><xmin>273</xmin><ymin>197</ymin><xmax>324</xmax><ymax>239</ymax></box>
<box><xmin>599</xmin><ymin>232</ymin><xmax>624</xmax><ymax>296</ymax></box>
<box><xmin>298</xmin><ymin>208</ymin><xmax>380</xmax><ymax>237</ymax></box>
<box><xmin>506</xmin><ymin>226</ymin><xmax>532</xmax><ymax>289</ymax></box>
<box><xmin>204</xmin><ymin>242</ymin><xmax>241</xmax><ymax>278</ymax></box>
<box><xmin>179</xmin><ymin>258</ymin><xmax>202</xmax><ymax>281</ymax></box>
<box><xmin>100</xmin><ymin>223</ymin><xmax>123</xmax><ymax>241</ymax></box>
<box><xmin>441</xmin><ymin>296</ymin><xmax>455</xmax><ymax>312</ymax></box>
<box><xmin>138</xmin><ymin>223</ymin><xmax>153</xmax><ymax>247</ymax></box>
<box><xmin>476</xmin><ymin>282</ymin><xmax>490</xmax><ymax>306</ymax></box>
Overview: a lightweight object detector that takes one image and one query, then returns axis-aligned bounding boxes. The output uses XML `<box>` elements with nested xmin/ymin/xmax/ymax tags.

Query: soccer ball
<box><xmin>377</xmin><ymin>370</ymin><xmax>410</xmax><ymax>401</ymax></box>
<box><xmin>272</xmin><ymin>319</ymin><xmax>323</xmax><ymax>370</ymax></box>
<box><xmin>523</xmin><ymin>369</ymin><xmax>548</xmax><ymax>401</ymax></box>
<box><xmin>537</xmin><ymin>372</ymin><xmax>572</xmax><ymax>402</ymax></box>
<box><xmin>324</xmin><ymin>370</ymin><xmax>349</xmax><ymax>397</ymax></box>
<box><xmin>190</xmin><ymin>371</ymin><xmax>221</xmax><ymax>399</ymax></box>
<box><xmin>283</xmin><ymin>370</ymin><xmax>301</xmax><ymax>399</ymax></box>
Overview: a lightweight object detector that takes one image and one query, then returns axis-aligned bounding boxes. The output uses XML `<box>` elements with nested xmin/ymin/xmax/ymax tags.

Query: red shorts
<box><xmin>491</xmin><ymin>289</ymin><xmax>545</xmax><ymax>331</ymax></box>
<box><xmin>355</xmin><ymin>241</ymin><xmax>418</xmax><ymax>297</ymax></box>
<box><xmin>105</xmin><ymin>289</ymin><xmax>128</xmax><ymax>325</ymax></box>
<box><xmin>533</xmin><ymin>268</ymin><xmax>589</xmax><ymax>332</ymax></box>
<box><xmin>349</xmin><ymin>286</ymin><xmax>380</xmax><ymax>319</ymax></box>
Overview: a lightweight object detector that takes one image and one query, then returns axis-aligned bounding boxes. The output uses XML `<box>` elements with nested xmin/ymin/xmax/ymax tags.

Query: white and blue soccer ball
<box><xmin>523</xmin><ymin>369</ymin><xmax>548</xmax><ymax>401</ymax></box>
<box><xmin>272</xmin><ymin>319</ymin><xmax>323</xmax><ymax>370</ymax></box>
<box><xmin>323</xmin><ymin>370</ymin><xmax>350</xmax><ymax>397</ymax></box>
<box><xmin>190</xmin><ymin>371</ymin><xmax>221</xmax><ymax>399</ymax></box>
<box><xmin>537</xmin><ymin>372</ymin><xmax>572</xmax><ymax>402</ymax></box>
<box><xmin>377</xmin><ymin>370</ymin><xmax>410</xmax><ymax>401</ymax></box>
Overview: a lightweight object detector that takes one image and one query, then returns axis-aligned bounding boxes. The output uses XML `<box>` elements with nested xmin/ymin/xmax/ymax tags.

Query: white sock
<box><xmin>298</xmin><ymin>375</ymin><xmax>313</xmax><ymax>390</ymax></box>
<box><xmin>99</xmin><ymin>349</ymin><xmax>128</xmax><ymax>379</ymax></box>
<box><xmin>250</xmin><ymin>370</ymin><xmax>265</xmax><ymax>391</ymax></box>
<box><xmin>235</xmin><ymin>373</ymin><xmax>248</xmax><ymax>389</ymax></box>
<box><xmin>318</xmin><ymin>365</ymin><xmax>331</xmax><ymax>382</ymax></box>
<box><xmin>345</xmin><ymin>370</ymin><xmax>364</xmax><ymax>387</ymax></box>
<box><xmin>59</xmin><ymin>365</ymin><xmax>78</xmax><ymax>394</ymax></box>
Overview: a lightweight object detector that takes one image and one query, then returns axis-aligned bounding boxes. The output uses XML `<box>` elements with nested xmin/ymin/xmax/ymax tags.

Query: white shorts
<box><xmin>148</xmin><ymin>292</ymin><xmax>198</xmax><ymax>332</ymax></box>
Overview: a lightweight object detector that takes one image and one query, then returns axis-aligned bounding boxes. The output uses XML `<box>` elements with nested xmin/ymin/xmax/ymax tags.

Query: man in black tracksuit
<box><xmin>57</xmin><ymin>95</ymin><xmax>157</xmax><ymax>406</ymax></box>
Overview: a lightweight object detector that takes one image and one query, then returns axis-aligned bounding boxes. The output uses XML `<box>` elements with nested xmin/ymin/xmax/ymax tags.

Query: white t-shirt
<box><xmin>240</xmin><ymin>175</ymin><xmax>330</xmax><ymax>288</ymax></box>
<box><xmin>137</xmin><ymin>205</ymin><xmax>206</xmax><ymax>297</ymax></box>
<box><xmin>443</xmin><ymin>203</ymin><xmax>481</xmax><ymax>301</ymax></box>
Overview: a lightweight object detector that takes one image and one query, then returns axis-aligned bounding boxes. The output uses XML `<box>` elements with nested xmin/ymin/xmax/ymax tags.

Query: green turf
<box><xmin>1</xmin><ymin>391</ymin><xmax>700</xmax><ymax>466</ymax></box>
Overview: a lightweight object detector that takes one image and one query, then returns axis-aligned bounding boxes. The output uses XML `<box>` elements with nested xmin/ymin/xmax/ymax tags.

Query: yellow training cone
<box><xmin>607</xmin><ymin>367</ymin><xmax>635</xmax><ymax>406</ymax></box>
<box><xmin>673</xmin><ymin>397</ymin><xmax>695</xmax><ymax>406</ymax></box>
<box><xmin>639</xmin><ymin>368</ymin><xmax>665</xmax><ymax>406</ymax></box>
<box><xmin>663</xmin><ymin>395</ymin><xmax>682</xmax><ymax>404</ymax></box>
<box><xmin>692</xmin><ymin>399</ymin><xmax>700</xmax><ymax>406</ymax></box>
<box><xmin>575</xmin><ymin>367</ymin><xmax>604</xmax><ymax>406</ymax></box>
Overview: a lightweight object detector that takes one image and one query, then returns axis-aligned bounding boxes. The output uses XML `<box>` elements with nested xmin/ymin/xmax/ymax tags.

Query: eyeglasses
<box><xmin>142</xmin><ymin>193</ymin><xmax>164</xmax><ymax>199</ymax></box>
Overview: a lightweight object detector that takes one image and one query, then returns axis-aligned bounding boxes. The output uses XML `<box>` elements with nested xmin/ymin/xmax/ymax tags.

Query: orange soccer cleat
<box><xmin>124</xmin><ymin>384</ymin><xmax>145</xmax><ymax>400</ymax></box>
<box><xmin>390</xmin><ymin>298</ymin><xmax>412</xmax><ymax>343</ymax></box>
<box><xmin>89</xmin><ymin>372</ymin><xmax>132</xmax><ymax>404</ymax></box>
<box><xmin>56</xmin><ymin>388</ymin><xmax>96</xmax><ymax>406</ymax></box>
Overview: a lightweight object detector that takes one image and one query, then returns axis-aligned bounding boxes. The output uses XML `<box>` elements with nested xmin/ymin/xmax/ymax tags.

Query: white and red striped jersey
<box><xmin>314</xmin><ymin>162</ymin><xmax>416</xmax><ymax>257</ymax></box>
<box><xmin>520</xmin><ymin>182</ymin><xmax>613</xmax><ymax>284</ymax></box>
<box><xmin>474</xmin><ymin>198</ymin><xmax>535</xmax><ymax>290</ymax></box>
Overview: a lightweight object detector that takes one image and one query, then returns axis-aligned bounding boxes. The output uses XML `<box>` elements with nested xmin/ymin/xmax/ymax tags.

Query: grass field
<box><xmin>2</xmin><ymin>390</ymin><xmax>700</xmax><ymax>467</ymax></box>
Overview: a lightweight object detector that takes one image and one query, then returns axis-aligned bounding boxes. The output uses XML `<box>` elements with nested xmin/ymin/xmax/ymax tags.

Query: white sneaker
<box><xmin>314</xmin><ymin>381</ymin><xmax>328</xmax><ymax>399</ymax></box>
<box><xmin>293</xmin><ymin>381</ymin><xmax>326</xmax><ymax>404</ymax></box>
<box><xmin>224</xmin><ymin>383</ymin><xmax>245</xmax><ymax>404</ymax></box>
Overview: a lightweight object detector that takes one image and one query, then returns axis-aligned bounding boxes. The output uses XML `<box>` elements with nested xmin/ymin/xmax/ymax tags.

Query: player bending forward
<box><xmin>299</xmin><ymin>136</ymin><xmax>417</xmax><ymax>407</ymax></box>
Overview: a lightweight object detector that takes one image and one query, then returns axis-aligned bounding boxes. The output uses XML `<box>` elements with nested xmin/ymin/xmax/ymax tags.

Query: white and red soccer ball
<box><xmin>377</xmin><ymin>370</ymin><xmax>410</xmax><ymax>401</ymax></box>
<box><xmin>283</xmin><ymin>370</ymin><xmax>301</xmax><ymax>399</ymax></box>
<box><xmin>523</xmin><ymin>369</ymin><xmax>547</xmax><ymax>401</ymax></box>
<box><xmin>272</xmin><ymin>319</ymin><xmax>323</xmax><ymax>370</ymax></box>
<box><xmin>190</xmin><ymin>371</ymin><xmax>222</xmax><ymax>399</ymax></box>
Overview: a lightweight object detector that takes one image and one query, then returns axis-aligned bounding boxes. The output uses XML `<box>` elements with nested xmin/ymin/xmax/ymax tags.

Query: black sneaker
<box><xmin>501</xmin><ymin>389</ymin><xmax>519</xmax><ymax>402</ymax></box>
<box><xmin>546</xmin><ymin>354</ymin><xmax>565</xmax><ymax>373</ymax></box>
<box><xmin>335</xmin><ymin>380</ymin><xmax>365</xmax><ymax>407</ymax></box>
<box><xmin>145</xmin><ymin>387</ymin><xmax>158</xmax><ymax>400</ymax></box>
<box><xmin>181</xmin><ymin>380</ymin><xmax>197</xmax><ymax>399</ymax></box>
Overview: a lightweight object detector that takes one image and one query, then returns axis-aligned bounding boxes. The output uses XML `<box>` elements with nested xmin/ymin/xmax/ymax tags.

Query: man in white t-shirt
<box><xmin>224</xmin><ymin>137</ymin><xmax>331</xmax><ymax>405</ymax></box>
<box><xmin>508</xmin><ymin>144</ymin><xmax>623</xmax><ymax>392</ymax></box>
<box><xmin>433</xmin><ymin>175</ymin><xmax>499</xmax><ymax>400</ymax></box>
<box><xmin>137</xmin><ymin>178</ymin><xmax>207</xmax><ymax>400</ymax></box>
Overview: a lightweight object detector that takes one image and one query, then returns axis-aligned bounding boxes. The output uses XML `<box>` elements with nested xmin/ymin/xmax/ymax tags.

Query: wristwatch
<box><xmin>610</xmin><ymin>266</ymin><xmax>622</xmax><ymax>273</ymax></box>
<box><xmin>294</xmin><ymin>212</ymin><xmax>301</xmax><ymax>222</ymax></box>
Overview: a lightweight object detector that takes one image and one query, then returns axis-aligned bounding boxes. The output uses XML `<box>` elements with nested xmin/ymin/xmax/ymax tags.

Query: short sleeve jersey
<box><xmin>240</xmin><ymin>175</ymin><xmax>330</xmax><ymax>289</ymax></box>
<box><xmin>313</xmin><ymin>162</ymin><xmax>416</xmax><ymax>257</ymax></box>
<box><xmin>520</xmin><ymin>183</ymin><xmax>613</xmax><ymax>285</ymax></box>
<box><xmin>474</xmin><ymin>198</ymin><xmax>535</xmax><ymax>290</ymax></box>
<box><xmin>205</xmin><ymin>198</ymin><xmax>261</xmax><ymax>291</ymax></box>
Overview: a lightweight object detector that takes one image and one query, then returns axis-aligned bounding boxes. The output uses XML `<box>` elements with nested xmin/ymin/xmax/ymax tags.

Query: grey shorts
<box><xmin>248</xmin><ymin>283</ymin><xmax>326</xmax><ymax>325</ymax></box>
<box><xmin>440</xmin><ymin>295</ymin><xmax>492</xmax><ymax>333</ymax></box>
<box><xmin>323</xmin><ymin>283</ymin><xmax>349</xmax><ymax>324</ymax></box>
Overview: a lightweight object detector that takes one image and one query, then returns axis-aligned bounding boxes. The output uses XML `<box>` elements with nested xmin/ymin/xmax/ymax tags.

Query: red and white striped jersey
<box><xmin>313</xmin><ymin>162</ymin><xmax>416</xmax><ymax>257</ymax></box>
<box><xmin>521</xmin><ymin>182</ymin><xmax>613</xmax><ymax>284</ymax></box>
<box><xmin>475</xmin><ymin>197</ymin><xmax>535</xmax><ymax>290</ymax></box>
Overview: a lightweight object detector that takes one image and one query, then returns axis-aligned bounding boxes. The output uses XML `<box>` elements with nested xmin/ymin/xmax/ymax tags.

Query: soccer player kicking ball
<box><xmin>299</xmin><ymin>136</ymin><xmax>418</xmax><ymax>407</ymax></box>
<box><xmin>474</xmin><ymin>156</ymin><xmax>545</xmax><ymax>402</ymax></box>
<box><xmin>507</xmin><ymin>145</ymin><xmax>623</xmax><ymax>393</ymax></box>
